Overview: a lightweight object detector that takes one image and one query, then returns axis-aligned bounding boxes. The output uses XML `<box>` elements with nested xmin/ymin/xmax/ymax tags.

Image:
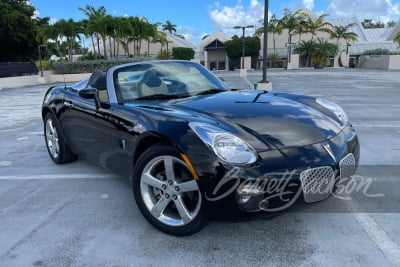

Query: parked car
<box><xmin>42</xmin><ymin>60</ymin><xmax>359</xmax><ymax>235</ymax></box>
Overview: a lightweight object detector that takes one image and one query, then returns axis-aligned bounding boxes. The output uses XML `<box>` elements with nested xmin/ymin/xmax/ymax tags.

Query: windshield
<box><xmin>113</xmin><ymin>61</ymin><xmax>230</xmax><ymax>102</ymax></box>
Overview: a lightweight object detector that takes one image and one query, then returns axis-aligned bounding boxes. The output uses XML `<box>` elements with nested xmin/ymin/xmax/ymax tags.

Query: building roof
<box><xmin>197</xmin><ymin>31</ymin><xmax>230</xmax><ymax>52</ymax></box>
<box><xmin>165</xmin><ymin>32</ymin><xmax>197</xmax><ymax>50</ymax></box>
<box><xmin>327</xmin><ymin>18</ymin><xmax>399</xmax><ymax>42</ymax></box>
<box><xmin>326</xmin><ymin>17</ymin><xmax>400</xmax><ymax>54</ymax></box>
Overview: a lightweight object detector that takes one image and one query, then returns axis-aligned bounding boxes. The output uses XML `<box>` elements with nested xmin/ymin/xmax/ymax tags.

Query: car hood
<box><xmin>156</xmin><ymin>90</ymin><xmax>344</xmax><ymax>150</ymax></box>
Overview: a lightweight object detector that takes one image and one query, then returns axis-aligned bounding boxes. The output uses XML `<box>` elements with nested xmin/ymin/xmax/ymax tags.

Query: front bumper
<box><xmin>197</xmin><ymin>126</ymin><xmax>360</xmax><ymax>214</ymax></box>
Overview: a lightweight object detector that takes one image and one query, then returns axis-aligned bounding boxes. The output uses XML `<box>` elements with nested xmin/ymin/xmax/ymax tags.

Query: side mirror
<box><xmin>79</xmin><ymin>88</ymin><xmax>101</xmax><ymax>109</ymax></box>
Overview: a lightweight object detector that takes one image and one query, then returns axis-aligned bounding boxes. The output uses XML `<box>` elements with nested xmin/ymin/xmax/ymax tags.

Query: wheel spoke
<box><xmin>48</xmin><ymin>121</ymin><xmax>55</xmax><ymax>135</ymax></box>
<box><xmin>48</xmin><ymin>141</ymin><xmax>54</xmax><ymax>155</ymax></box>
<box><xmin>54</xmin><ymin>139</ymin><xmax>60</xmax><ymax>155</ymax></box>
<box><xmin>45</xmin><ymin>119</ymin><xmax>60</xmax><ymax>158</ymax></box>
<box><xmin>141</xmin><ymin>173</ymin><xmax>164</xmax><ymax>189</ymax></box>
<box><xmin>174</xmin><ymin>196</ymin><xmax>192</xmax><ymax>224</ymax></box>
<box><xmin>178</xmin><ymin>180</ymin><xmax>198</xmax><ymax>193</ymax></box>
<box><xmin>150</xmin><ymin>196</ymin><xmax>170</xmax><ymax>218</ymax></box>
<box><xmin>163</xmin><ymin>156</ymin><xmax>175</xmax><ymax>181</ymax></box>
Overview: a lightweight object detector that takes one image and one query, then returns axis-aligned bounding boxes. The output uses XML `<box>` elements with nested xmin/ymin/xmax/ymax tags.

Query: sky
<box><xmin>30</xmin><ymin>0</ymin><xmax>400</xmax><ymax>44</ymax></box>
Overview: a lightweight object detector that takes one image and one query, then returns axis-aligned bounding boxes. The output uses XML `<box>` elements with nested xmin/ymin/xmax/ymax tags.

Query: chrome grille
<box><xmin>339</xmin><ymin>153</ymin><xmax>356</xmax><ymax>180</ymax></box>
<box><xmin>300</xmin><ymin>166</ymin><xmax>335</xmax><ymax>203</ymax></box>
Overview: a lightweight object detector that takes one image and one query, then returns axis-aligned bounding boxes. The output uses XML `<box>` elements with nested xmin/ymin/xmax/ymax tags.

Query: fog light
<box><xmin>239</xmin><ymin>196</ymin><xmax>251</xmax><ymax>204</ymax></box>
<box><xmin>237</xmin><ymin>184</ymin><xmax>264</xmax><ymax>196</ymax></box>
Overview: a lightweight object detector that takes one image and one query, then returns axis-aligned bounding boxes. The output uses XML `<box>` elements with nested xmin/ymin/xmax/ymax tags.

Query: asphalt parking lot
<box><xmin>1</xmin><ymin>68</ymin><xmax>400</xmax><ymax>266</ymax></box>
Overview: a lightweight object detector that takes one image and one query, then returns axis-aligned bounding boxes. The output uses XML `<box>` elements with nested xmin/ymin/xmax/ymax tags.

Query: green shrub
<box><xmin>172</xmin><ymin>47</ymin><xmax>195</xmax><ymax>60</ymax></box>
<box><xmin>35</xmin><ymin>60</ymin><xmax>52</xmax><ymax>70</ymax></box>
<box><xmin>156</xmin><ymin>50</ymin><xmax>172</xmax><ymax>60</ymax></box>
<box><xmin>52</xmin><ymin>56</ymin><xmax>150</xmax><ymax>74</ymax></box>
<box><xmin>363</xmin><ymin>48</ymin><xmax>391</xmax><ymax>55</ymax></box>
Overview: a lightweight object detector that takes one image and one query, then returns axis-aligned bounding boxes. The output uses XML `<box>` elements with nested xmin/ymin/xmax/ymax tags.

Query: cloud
<box><xmin>209</xmin><ymin>0</ymin><xmax>265</xmax><ymax>29</ymax></box>
<box><xmin>327</xmin><ymin>0</ymin><xmax>400</xmax><ymax>22</ymax></box>
<box><xmin>176</xmin><ymin>26</ymin><xmax>196</xmax><ymax>41</ymax></box>
<box><xmin>302</xmin><ymin>0</ymin><xmax>315</xmax><ymax>10</ymax></box>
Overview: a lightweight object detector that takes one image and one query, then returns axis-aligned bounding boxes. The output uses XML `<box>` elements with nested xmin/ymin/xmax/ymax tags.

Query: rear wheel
<box><xmin>133</xmin><ymin>144</ymin><xmax>206</xmax><ymax>236</ymax></box>
<box><xmin>44</xmin><ymin>113</ymin><xmax>77</xmax><ymax>164</ymax></box>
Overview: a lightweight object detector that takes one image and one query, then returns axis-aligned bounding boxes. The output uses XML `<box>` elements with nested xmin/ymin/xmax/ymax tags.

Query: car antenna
<box><xmin>63</xmin><ymin>74</ymin><xmax>66</xmax><ymax>89</ymax></box>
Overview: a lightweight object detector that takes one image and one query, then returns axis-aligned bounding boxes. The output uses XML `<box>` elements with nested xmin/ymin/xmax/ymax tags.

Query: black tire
<box><xmin>44</xmin><ymin>112</ymin><xmax>77</xmax><ymax>164</ymax></box>
<box><xmin>133</xmin><ymin>144</ymin><xmax>206</xmax><ymax>236</ymax></box>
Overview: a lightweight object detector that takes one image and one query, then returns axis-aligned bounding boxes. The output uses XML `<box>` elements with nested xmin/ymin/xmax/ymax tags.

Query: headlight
<box><xmin>189</xmin><ymin>122</ymin><xmax>257</xmax><ymax>165</ymax></box>
<box><xmin>316</xmin><ymin>98</ymin><xmax>349</xmax><ymax>125</ymax></box>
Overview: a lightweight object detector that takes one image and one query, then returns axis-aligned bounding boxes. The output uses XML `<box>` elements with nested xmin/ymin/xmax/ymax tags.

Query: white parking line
<box><xmin>352</xmin><ymin>124</ymin><xmax>400</xmax><ymax>128</ymax></box>
<box><xmin>347</xmin><ymin>200</ymin><xmax>400</xmax><ymax>266</ymax></box>
<box><xmin>0</xmin><ymin>174</ymin><xmax>118</xmax><ymax>180</ymax></box>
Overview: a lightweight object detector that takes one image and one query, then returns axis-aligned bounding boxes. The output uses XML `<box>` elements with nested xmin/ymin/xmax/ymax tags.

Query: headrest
<box><xmin>141</xmin><ymin>69</ymin><xmax>162</xmax><ymax>87</ymax></box>
<box><xmin>87</xmin><ymin>70</ymin><xmax>107</xmax><ymax>90</ymax></box>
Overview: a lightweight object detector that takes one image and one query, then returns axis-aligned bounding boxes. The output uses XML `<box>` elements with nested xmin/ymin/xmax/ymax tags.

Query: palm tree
<box><xmin>154</xmin><ymin>31</ymin><xmax>169</xmax><ymax>57</ymax></box>
<box><xmin>328</xmin><ymin>23</ymin><xmax>358</xmax><ymax>46</ymax></box>
<box><xmin>255</xmin><ymin>14</ymin><xmax>283</xmax><ymax>55</ymax></box>
<box><xmin>297</xmin><ymin>40</ymin><xmax>315</xmax><ymax>67</ymax></box>
<box><xmin>161</xmin><ymin>20</ymin><xmax>176</xmax><ymax>53</ymax></box>
<box><xmin>116</xmin><ymin>17</ymin><xmax>134</xmax><ymax>57</ymax></box>
<box><xmin>55</xmin><ymin>19</ymin><xmax>81</xmax><ymax>61</ymax></box>
<box><xmin>78</xmin><ymin>5</ymin><xmax>107</xmax><ymax>58</ymax></box>
<box><xmin>327</xmin><ymin>23</ymin><xmax>358</xmax><ymax>67</ymax></box>
<box><xmin>280</xmin><ymin>9</ymin><xmax>303</xmax><ymax>68</ymax></box>
<box><xmin>305</xmin><ymin>13</ymin><xmax>332</xmax><ymax>41</ymax></box>
<box><xmin>104</xmin><ymin>15</ymin><xmax>118</xmax><ymax>58</ymax></box>
<box><xmin>162</xmin><ymin>20</ymin><xmax>177</xmax><ymax>34</ymax></box>
<box><xmin>80</xmin><ymin>19</ymin><xmax>97</xmax><ymax>57</ymax></box>
<box><xmin>293</xmin><ymin>14</ymin><xmax>309</xmax><ymax>43</ymax></box>
<box><xmin>309</xmin><ymin>38</ymin><xmax>338</xmax><ymax>68</ymax></box>
<box><xmin>143</xmin><ymin>21</ymin><xmax>160</xmax><ymax>54</ymax></box>
<box><xmin>280</xmin><ymin>9</ymin><xmax>304</xmax><ymax>43</ymax></box>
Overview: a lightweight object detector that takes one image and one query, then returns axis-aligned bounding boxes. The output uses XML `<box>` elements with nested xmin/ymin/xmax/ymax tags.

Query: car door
<box><xmin>60</xmin><ymin>90</ymin><xmax>118</xmax><ymax>172</ymax></box>
<box><xmin>107</xmin><ymin>104</ymin><xmax>144</xmax><ymax>179</ymax></box>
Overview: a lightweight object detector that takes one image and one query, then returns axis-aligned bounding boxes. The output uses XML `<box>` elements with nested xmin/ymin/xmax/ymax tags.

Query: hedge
<box><xmin>52</xmin><ymin>56</ymin><xmax>150</xmax><ymax>74</ymax></box>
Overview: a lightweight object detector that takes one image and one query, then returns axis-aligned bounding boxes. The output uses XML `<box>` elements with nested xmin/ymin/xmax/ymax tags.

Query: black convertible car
<box><xmin>42</xmin><ymin>60</ymin><xmax>359</xmax><ymax>235</ymax></box>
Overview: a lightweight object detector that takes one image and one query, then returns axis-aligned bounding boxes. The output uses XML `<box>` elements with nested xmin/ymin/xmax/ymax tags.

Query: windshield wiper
<box><xmin>135</xmin><ymin>93</ymin><xmax>190</xmax><ymax>100</ymax></box>
<box><xmin>193</xmin><ymin>88</ymin><xmax>227</xmax><ymax>96</ymax></box>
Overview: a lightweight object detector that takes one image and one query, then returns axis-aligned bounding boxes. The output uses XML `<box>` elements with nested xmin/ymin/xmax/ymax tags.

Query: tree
<box><xmin>328</xmin><ymin>23</ymin><xmax>358</xmax><ymax>46</ymax></box>
<box><xmin>309</xmin><ymin>38</ymin><xmax>338</xmax><ymax>68</ymax></box>
<box><xmin>255</xmin><ymin>14</ymin><xmax>283</xmax><ymax>55</ymax></box>
<box><xmin>172</xmin><ymin>47</ymin><xmax>194</xmax><ymax>60</ymax></box>
<box><xmin>304</xmin><ymin>13</ymin><xmax>332</xmax><ymax>41</ymax></box>
<box><xmin>78</xmin><ymin>5</ymin><xmax>107</xmax><ymax>58</ymax></box>
<box><xmin>161</xmin><ymin>20</ymin><xmax>177</xmax><ymax>53</ymax></box>
<box><xmin>297</xmin><ymin>40</ymin><xmax>315</xmax><ymax>67</ymax></box>
<box><xmin>80</xmin><ymin>19</ymin><xmax>97</xmax><ymax>58</ymax></box>
<box><xmin>162</xmin><ymin>20</ymin><xmax>177</xmax><ymax>34</ymax></box>
<box><xmin>55</xmin><ymin>19</ymin><xmax>81</xmax><ymax>61</ymax></box>
<box><xmin>280</xmin><ymin>9</ymin><xmax>305</xmax><ymax>43</ymax></box>
<box><xmin>293</xmin><ymin>15</ymin><xmax>308</xmax><ymax>43</ymax></box>
<box><xmin>361</xmin><ymin>19</ymin><xmax>385</xmax><ymax>28</ymax></box>
<box><xmin>0</xmin><ymin>0</ymin><xmax>39</xmax><ymax>61</ymax></box>
<box><xmin>153</xmin><ymin>31</ymin><xmax>169</xmax><ymax>57</ymax></box>
<box><xmin>327</xmin><ymin>22</ymin><xmax>358</xmax><ymax>67</ymax></box>
<box><xmin>224</xmin><ymin>36</ymin><xmax>260</xmax><ymax>69</ymax></box>
<box><xmin>143</xmin><ymin>22</ymin><xmax>160</xmax><ymax>54</ymax></box>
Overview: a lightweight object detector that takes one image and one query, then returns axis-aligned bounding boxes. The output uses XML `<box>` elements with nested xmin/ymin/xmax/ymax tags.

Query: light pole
<box><xmin>260</xmin><ymin>0</ymin><xmax>269</xmax><ymax>83</ymax></box>
<box><xmin>233</xmin><ymin>25</ymin><xmax>254</xmax><ymax>69</ymax></box>
<box><xmin>38</xmin><ymin>45</ymin><xmax>47</xmax><ymax>77</ymax></box>
<box><xmin>346</xmin><ymin>43</ymin><xmax>351</xmax><ymax>54</ymax></box>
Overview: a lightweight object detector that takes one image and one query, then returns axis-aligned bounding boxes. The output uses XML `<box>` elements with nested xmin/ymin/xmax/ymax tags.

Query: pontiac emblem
<box><xmin>323</xmin><ymin>143</ymin><xmax>336</xmax><ymax>162</ymax></box>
